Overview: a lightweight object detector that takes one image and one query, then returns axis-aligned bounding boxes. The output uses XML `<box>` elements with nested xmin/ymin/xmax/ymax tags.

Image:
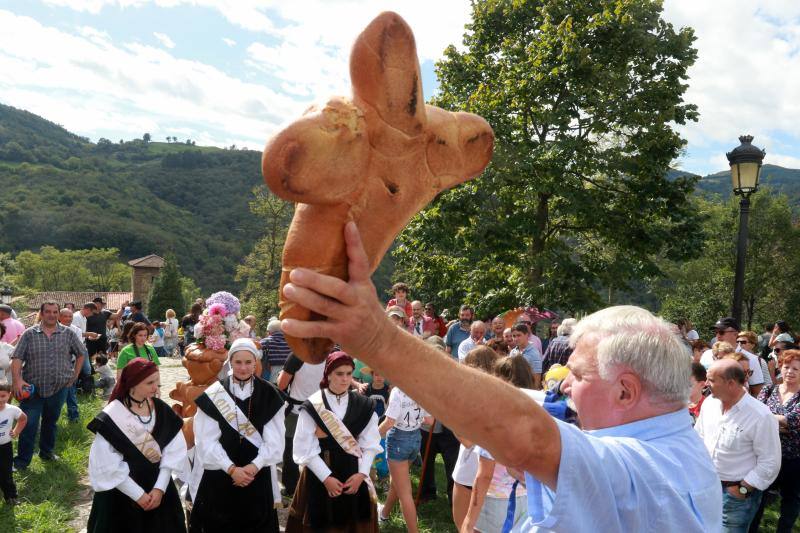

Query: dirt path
<box><xmin>69</xmin><ymin>357</ymin><xmax>289</xmax><ymax>531</ymax></box>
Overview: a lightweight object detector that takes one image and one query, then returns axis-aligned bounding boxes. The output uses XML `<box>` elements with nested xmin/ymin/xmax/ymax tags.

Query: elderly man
<box><xmin>279</xmin><ymin>223</ymin><xmax>721</xmax><ymax>532</ymax></box>
<box><xmin>487</xmin><ymin>316</ymin><xmax>506</xmax><ymax>340</ymax></box>
<box><xmin>457</xmin><ymin>320</ymin><xmax>487</xmax><ymax>361</ymax></box>
<box><xmin>696</xmin><ymin>359</ymin><xmax>781</xmax><ymax>532</ymax></box>
<box><xmin>542</xmin><ymin>318</ymin><xmax>577</xmax><ymax>374</ymax></box>
<box><xmin>700</xmin><ymin>317</ymin><xmax>764</xmax><ymax>396</ymax></box>
<box><xmin>11</xmin><ymin>301</ymin><xmax>86</xmax><ymax>470</ymax></box>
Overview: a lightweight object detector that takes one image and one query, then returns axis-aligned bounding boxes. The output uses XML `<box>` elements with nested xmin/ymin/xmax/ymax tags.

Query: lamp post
<box><xmin>0</xmin><ymin>287</ymin><xmax>11</xmax><ymax>306</ymax></box>
<box><xmin>727</xmin><ymin>135</ymin><xmax>766</xmax><ymax>326</ymax></box>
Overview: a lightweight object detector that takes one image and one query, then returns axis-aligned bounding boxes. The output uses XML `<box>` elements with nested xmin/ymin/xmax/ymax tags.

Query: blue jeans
<box><xmin>386</xmin><ymin>427</ymin><xmax>421</xmax><ymax>462</ymax></box>
<box><xmin>15</xmin><ymin>387</ymin><xmax>69</xmax><ymax>468</ymax></box>
<box><xmin>723</xmin><ymin>487</ymin><xmax>762</xmax><ymax>533</ymax></box>
<box><xmin>65</xmin><ymin>385</ymin><xmax>79</xmax><ymax>421</ymax></box>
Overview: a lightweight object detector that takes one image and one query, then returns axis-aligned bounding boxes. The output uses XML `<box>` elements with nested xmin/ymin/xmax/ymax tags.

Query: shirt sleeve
<box><xmin>89</xmin><ymin>433</ymin><xmax>145</xmax><ymax>501</ymax></box>
<box><xmin>155</xmin><ymin>428</ymin><xmax>188</xmax><ymax>492</ymax></box>
<box><xmin>746</xmin><ymin>352</ymin><xmax>764</xmax><ymax>386</ymax></box>
<box><xmin>293</xmin><ymin>409</ymin><xmax>331</xmax><ymax>482</ymax></box>
<box><xmin>283</xmin><ymin>355</ymin><xmax>304</xmax><ymax>375</ymax></box>
<box><xmin>193</xmin><ymin>408</ymin><xmax>234</xmax><ymax>473</ymax></box>
<box><xmin>10</xmin><ymin>331</ymin><xmax>28</xmax><ymax>361</ymax></box>
<box><xmin>252</xmin><ymin>406</ymin><xmax>286</xmax><ymax>470</ymax></box>
<box><xmin>743</xmin><ymin>411</ymin><xmax>781</xmax><ymax>490</ymax></box>
<box><xmin>357</xmin><ymin>413</ymin><xmax>382</xmax><ymax>477</ymax></box>
<box><xmin>384</xmin><ymin>389</ymin><xmax>401</xmax><ymax>421</ymax></box>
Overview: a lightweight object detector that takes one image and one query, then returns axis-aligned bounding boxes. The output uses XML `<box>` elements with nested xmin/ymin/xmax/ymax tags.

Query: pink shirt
<box><xmin>1</xmin><ymin>318</ymin><xmax>25</xmax><ymax>344</ymax></box>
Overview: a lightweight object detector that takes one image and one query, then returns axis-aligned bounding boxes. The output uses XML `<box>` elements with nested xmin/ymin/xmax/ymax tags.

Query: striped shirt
<box><xmin>263</xmin><ymin>331</ymin><xmax>293</xmax><ymax>368</ymax></box>
<box><xmin>12</xmin><ymin>323</ymin><xmax>87</xmax><ymax>397</ymax></box>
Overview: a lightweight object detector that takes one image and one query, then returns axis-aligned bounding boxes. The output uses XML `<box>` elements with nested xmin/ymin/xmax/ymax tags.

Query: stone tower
<box><xmin>128</xmin><ymin>254</ymin><xmax>165</xmax><ymax>303</ymax></box>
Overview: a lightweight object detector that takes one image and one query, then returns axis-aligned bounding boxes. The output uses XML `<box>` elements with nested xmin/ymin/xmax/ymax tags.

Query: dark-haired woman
<box><xmin>117</xmin><ymin>323</ymin><xmax>161</xmax><ymax>378</ymax></box>
<box><xmin>189</xmin><ymin>338</ymin><xmax>285</xmax><ymax>532</ymax></box>
<box><xmin>87</xmin><ymin>358</ymin><xmax>187</xmax><ymax>533</ymax></box>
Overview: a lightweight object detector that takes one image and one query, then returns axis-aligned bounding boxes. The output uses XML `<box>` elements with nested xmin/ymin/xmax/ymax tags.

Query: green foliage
<box><xmin>0</xmin><ymin>103</ymin><xmax>265</xmax><ymax>292</ymax></box>
<box><xmin>237</xmin><ymin>186</ymin><xmax>293</xmax><ymax>326</ymax></box>
<box><xmin>13</xmin><ymin>246</ymin><xmax>130</xmax><ymax>292</ymax></box>
<box><xmin>653</xmin><ymin>190</ymin><xmax>800</xmax><ymax>332</ymax></box>
<box><xmin>147</xmin><ymin>255</ymin><xmax>187</xmax><ymax>319</ymax></box>
<box><xmin>394</xmin><ymin>0</ymin><xmax>703</xmax><ymax>317</ymax></box>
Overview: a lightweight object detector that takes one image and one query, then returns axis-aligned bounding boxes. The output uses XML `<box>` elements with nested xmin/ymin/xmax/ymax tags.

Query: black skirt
<box><xmin>189</xmin><ymin>467</ymin><xmax>279</xmax><ymax>532</ymax></box>
<box><xmin>86</xmin><ymin>478</ymin><xmax>186</xmax><ymax>533</ymax></box>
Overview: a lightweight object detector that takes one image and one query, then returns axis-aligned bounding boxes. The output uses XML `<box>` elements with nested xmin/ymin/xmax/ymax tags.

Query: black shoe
<box><xmin>39</xmin><ymin>453</ymin><xmax>60</xmax><ymax>462</ymax></box>
<box><xmin>5</xmin><ymin>498</ymin><xmax>18</xmax><ymax>506</ymax></box>
<box><xmin>12</xmin><ymin>462</ymin><xmax>26</xmax><ymax>472</ymax></box>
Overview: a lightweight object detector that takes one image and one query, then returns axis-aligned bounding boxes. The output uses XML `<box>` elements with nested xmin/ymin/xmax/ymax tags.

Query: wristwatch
<box><xmin>738</xmin><ymin>483</ymin><xmax>751</xmax><ymax>497</ymax></box>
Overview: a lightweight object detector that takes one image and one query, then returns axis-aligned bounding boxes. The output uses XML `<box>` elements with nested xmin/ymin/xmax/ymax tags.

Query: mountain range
<box><xmin>1</xmin><ymin>103</ymin><xmax>798</xmax><ymax>291</ymax></box>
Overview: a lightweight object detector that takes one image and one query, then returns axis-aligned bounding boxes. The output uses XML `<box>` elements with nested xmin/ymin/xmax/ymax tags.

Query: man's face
<box><xmin>424</xmin><ymin>304</ymin><xmax>435</xmax><ymax>317</ymax></box>
<box><xmin>471</xmin><ymin>324</ymin><xmax>486</xmax><ymax>342</ymax></box>
<box><xmin>41</xmin><ymin>304</ymin><xmax>59</xmax><ymax>327</ymax></box>
<box><xmin>459</xmin><ymin>310</ymin><xmax>473</xmax><ymax>325</ymax></box>
<box><xmin>550</xmin><ymin>322</ymin><xmax>560</xmax><ymax>335</ymax></box>
<box><xmin>562</xmin><ymin>337</ymin><xmax>620</xmax><ymax>430</ymax></box>
<box><xmin>81</xmin><ymin>307</ymin><xmax>93</xmax><ymax>317</ymax></box>
<box><xmin>511</xmin><ymin>330</ymin><xmax>527</xmax><ymax>348</ymax></box>
<box><xmin>503</xmin><ymin>328</ymin><xmax>513</xmax><ymax>345</ymax></box>
<box><xmin>715</xmin><ymin>326</ymin><xmax>738</xmax><ymax>345</ymax></box>
<box><xmin>389</xmin><ymin>314</ymin><xmax>405</xmax><ymax>328</ymax></box>
<box><xmin>58</xmin><ymin>311</ymin><xmax>72</xmax><ymax>326</ymax></box>
<box><xmin>705</xmin><ymin>367</ymin><xmax>729</xmax><ymax>400</ymax></box>
<box><xmin>94</xmin><ymin>301</ymin><xmax>105</xmax><ymax>311</ymax></box>
<box><xmin>411</xmin><ymin>302</ymin><xmax>423</xmax><ymax>320</ymax></box>
<box><xmin>491</xmin><ymin>318</ymin><xmax>505</xmax><ymax>336</ymax></box>
<box><xmin>394</xmin><ymin>289</ymin><xmax>407</xmax><ymax>302</ymax></box>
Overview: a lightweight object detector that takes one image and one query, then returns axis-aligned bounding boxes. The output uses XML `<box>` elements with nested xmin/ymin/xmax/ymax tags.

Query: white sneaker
<box><xmin>377</xmin><ymin>503</ymin><xmax>390</xmax><ymax>523</ymax></box>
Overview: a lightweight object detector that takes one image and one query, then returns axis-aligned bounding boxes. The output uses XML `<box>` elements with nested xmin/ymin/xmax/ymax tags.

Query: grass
<box><xmin>378</xmin><ymin>457</ymin><xmax>457</xmax><ymax>533</ymax></box>
<box><xmin>0</xmin><ymin>394</ymin><xmax>102</xmax><ymax>533</ymax></box>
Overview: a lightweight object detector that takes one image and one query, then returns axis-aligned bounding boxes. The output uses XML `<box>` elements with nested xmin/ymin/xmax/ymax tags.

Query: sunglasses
<box><xmin>736</xmin><ymin>340</ymin><xmax>749</xmax><ymax>345</ymax></box>
<box><xmin>775</xmin><ymin>348</ymin><xmax>783</xmax><ymax>354</ymax></box>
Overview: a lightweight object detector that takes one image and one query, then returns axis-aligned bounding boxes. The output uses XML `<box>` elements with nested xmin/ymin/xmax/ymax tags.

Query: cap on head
<box><xmin>713</xmin><ymin>317</ymin><xmax>740</xmax><ymax>331</ymax></box>
<box><xmin>387</xmin><ymin>305</ymin><xmax>407</xmax><ymax>319</ymax></box>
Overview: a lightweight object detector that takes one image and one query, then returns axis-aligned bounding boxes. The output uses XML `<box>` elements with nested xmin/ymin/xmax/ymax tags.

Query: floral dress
<box><xmin>758</xmin><ymin>385</ymin><xmax>800</xmax><ymax>459</ymax></box>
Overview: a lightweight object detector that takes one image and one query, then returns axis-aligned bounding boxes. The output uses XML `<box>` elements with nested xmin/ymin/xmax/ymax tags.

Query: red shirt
<box><xmin>386</xmin><ymin>299</ymin><xmax>413</xmax><ymax>319</ymax></box>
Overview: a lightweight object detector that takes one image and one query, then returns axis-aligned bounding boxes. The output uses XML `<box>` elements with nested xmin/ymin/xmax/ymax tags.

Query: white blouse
<box><xmin>293</xmin><ymin>389</ymin><xmax>382</xmax><ymax>482</ymax></box>
<box><xmin>88</xmin><ymin>409</ymin><xmax>188</xmax><ymax>502</ymax></box>
<box><xmin>193</xmin><ymin>379</ymin><xmax>286</xmax><ymax>474</ymax></box>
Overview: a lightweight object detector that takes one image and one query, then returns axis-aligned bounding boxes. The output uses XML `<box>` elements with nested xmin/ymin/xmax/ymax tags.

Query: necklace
<box><xmin>233</xmin><ymin>382</ymin><xmax>254</xmax><ymax>443</ymax></box>
<box><xmin>329</xmin><ymin>389</ymin><xmax>347</xmax><ymax>405</ymax></box>
<box><xmin>128</xmin><ymin>395</ymin><xmax>153</xmax><ymax>425</ymax></box>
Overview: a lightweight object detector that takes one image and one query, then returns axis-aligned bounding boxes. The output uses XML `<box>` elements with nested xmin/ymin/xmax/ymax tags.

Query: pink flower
<box><xmin>208</xmin><ymin>303</ymin><xmax>227</xmax><ymax>316</ymax></box>
<box><xmin>205</xmin><ymin>335</ymin><xmax>226</xmax><ymax>351</ymax></box>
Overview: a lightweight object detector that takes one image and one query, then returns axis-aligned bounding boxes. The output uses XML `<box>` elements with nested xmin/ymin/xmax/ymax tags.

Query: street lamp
<box><xmin>727</xmin><ymin>135</ymin><xmax>766</xmax><ymax>326</ymax></box>
<box><xmin>0</xmin><ymin>287</ymin><xmax>12</xmax><ymax>305</ymax></box>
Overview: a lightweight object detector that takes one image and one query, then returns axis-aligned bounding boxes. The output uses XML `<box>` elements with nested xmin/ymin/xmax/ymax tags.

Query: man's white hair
<box><xmin>570</xmin><ymin>306</ymin><xmax>690</xmax><ymax>405</ymax></box>
<box><xmin>557</xmin><ymin>318</ymin><xmax>577</xmax><ymax>337</ymax></box>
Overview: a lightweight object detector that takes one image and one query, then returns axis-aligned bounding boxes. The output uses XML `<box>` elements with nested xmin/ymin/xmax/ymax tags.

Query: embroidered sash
<box><xmin>310</xmin><ymin>391</ymin><xmax>362</xmax><ymax>458</ymax></box>
<box><xmin>105</xmin><ymin>400</ymin><xmax>162</xmax><ymax>464</ymax></box>
<box><xmin>204</xmin><ymin>381</ymin><xmax>263</xmax><ymax>449</ymax></box>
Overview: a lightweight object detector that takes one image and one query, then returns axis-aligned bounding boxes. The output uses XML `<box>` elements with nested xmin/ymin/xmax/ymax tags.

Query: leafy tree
<box><xmin>393</xmin><ymin>0</ymin><xmax>702</xmax><ymax>317</ymax></box>
<box><xmin>83</xmin><ymin>248</ymin><xmax>131</xmax><ymax>291</ymax></box>
<box><xmin>180</xmin><ymin>276</ymin><xmax>201</xmax><ymax>313</ymax></box>
<box><xmin>654</xmin><ymin>190</ymin><xmax>800</xmax><ymax>332</ymax></box>
<box><xmin>12</xmin><ymin>247</ymin><xmax>131</xmax><ymax>292</ymax></box>
<box><xmin>143</xmin><ymin>133</ymin><xmax>151</xmax><ymax>143</ymax></box>
<box><xmin>147</xmin><ymin>255</ymin><xmax>186</xmax><ymax>320</ymax></box>
<box><xmin>237</xmin><ymin>186</ymin><xmax>293</xmax><ymax>326</ymax></box>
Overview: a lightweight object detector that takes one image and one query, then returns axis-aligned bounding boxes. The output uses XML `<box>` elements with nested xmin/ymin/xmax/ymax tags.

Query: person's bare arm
<box><xmin>11</xmin><ymin>359</ymin><xmax>28</xmax><ymax>398</ymax></box>
<box><xmin>282</xmin><ymin>222</ymin><xmax>561</xmax><ymax>488</ymax></box>
<box><xmin>461</xmin><ymin>456</ymin><xmax>494</xmax><ymax>532</ymax></box>
<box><xmin>276</xmin><ymin>371</ymin><xmax>292</xmax><ymax>392</ymax></box>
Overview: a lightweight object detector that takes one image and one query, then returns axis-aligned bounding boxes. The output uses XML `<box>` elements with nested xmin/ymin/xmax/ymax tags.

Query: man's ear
<box><xmin>350</xmin><ymin>11</ymin><xmax>426</xmax><ymax>135</ymax></box>
<box><xmin>615</xmin><ymin>372</ymin><xmax>642</xmax><ymax>409</ymax></box>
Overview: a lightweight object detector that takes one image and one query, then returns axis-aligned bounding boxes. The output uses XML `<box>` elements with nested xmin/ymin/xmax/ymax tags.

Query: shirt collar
<box><xmin>587</xmin><ymin>409</ymin><xmax>692</xmax><ymax>441</ymax></box>
<box><xmin>32</xmin><ymin>323</ymin><xmax>66</xmax><ymax>334</ymax></box>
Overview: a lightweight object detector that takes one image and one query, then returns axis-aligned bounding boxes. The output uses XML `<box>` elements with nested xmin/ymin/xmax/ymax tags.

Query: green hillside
<box><xmin>0</xmin><ymin>103</ymin><xmax>266</xmax><ymax>292</ymax></box>
<box><xmin>694</xmin><ymin>164</ymin><xmax>800</xmax><ymax>204</ymax></box>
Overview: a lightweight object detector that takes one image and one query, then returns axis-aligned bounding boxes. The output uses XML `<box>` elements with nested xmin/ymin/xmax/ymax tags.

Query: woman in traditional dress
<box><xmin>87</xmin><ymin>357</ymin><xmax>187</xmax><ymax>533</ymax></box>
<box><xmin>189</xmin><ymin>338</ymin><xmax>286</xmax><ymax>533</ymax></box>
<box><xmin>286</xmin><ymin>351</ymin><xmax>382</xmax><ymax>533</ymax></box>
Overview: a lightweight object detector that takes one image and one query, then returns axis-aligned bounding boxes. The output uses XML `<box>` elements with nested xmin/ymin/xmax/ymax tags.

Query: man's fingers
<box><xmin>281</xmin><ymin>318</ymin><xmax>339</xmax><ymax>343</ymax></box>
<box><xmin>283</xmin><ymin>282</ymin><xmax>349</xmax><ymax>319</ymax></box>
<box><xmin>344</xmin><ymin>221</ymin><xmax>371</xmax><ymax>283</ymax></box>
<box><xmin>288</xmin><ymin>268</ymin><xmax>357</xmax><ymax>307</ymax></box>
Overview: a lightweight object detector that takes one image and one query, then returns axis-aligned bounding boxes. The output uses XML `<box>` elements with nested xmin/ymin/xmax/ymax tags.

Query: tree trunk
<box><xmin>527</xmin><ymin>192</ymin><xmax>551</xmax><ymax>287</ymax></box>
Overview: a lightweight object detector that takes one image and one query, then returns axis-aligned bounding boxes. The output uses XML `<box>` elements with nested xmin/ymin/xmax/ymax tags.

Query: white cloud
<box><xmin>222</xmin><ymin>37</ymin><xmax>236</xmax><ymax>47</ymax></box>
<box><xmin>153</xmin><ymin>31</ymin><xmax>175</xmax><ymax>48</ymax></box>
<box><xmin>0</xmin><ymin>10</ymin><xmax>305</xmax><ymax>150</ymax></box>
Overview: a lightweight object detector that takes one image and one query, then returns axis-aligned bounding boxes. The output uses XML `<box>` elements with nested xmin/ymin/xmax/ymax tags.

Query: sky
<box><xmin>0</xmin><ymin>0</ymin><xmax>798</xmax><ymax>176</ymax></box>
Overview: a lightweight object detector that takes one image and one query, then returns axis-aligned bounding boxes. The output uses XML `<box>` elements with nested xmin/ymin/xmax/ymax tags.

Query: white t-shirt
<box><xmin>453</xmin><ymin>444</ymin><xmax>479</xmax><ymax>486</ymax></box>
<box><xmin>0</xmin><ymin>404</ymin><xmax>22</xmax><ymax>445</ymax></box>
<box><xmin>700</xmin><ymin>348</ymin><xmax>764</xmax><ymax>386</ymax></box>
<box><xmin>285</xmin><ymin>356</ymin><xmax>325</xmax><ymax>415</ymax></box>
<box><xmin>385</xmin><ymin>387</ymin><xmax>428</xmax><ymax>431</ymax></box>
<box><xmin>72</xmin><ymin>311</ymin><xmax>87</xmax><ymax>334</ymax></box>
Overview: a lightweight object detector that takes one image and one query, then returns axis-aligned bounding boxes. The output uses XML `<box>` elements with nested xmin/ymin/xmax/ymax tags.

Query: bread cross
<box><xmin>262</xmin><ymin>11</ymin><xmax>494</xmax><ymax>363</ymax></box>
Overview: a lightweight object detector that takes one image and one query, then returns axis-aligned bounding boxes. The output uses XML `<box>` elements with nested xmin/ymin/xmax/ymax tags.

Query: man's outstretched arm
<box><xmin>282</xmin><ymin>222</ymin><xmax>561</xmax><ymax>488</ymax></box>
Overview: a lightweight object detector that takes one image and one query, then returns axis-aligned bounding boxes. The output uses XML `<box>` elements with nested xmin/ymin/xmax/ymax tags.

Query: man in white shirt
<box><xmin>71</xmin><ymin>303</ymin><xmax>95</xmax><ymax>340</ymax></box>
<box><xmin>700</xmin><ymin>317</ymin><xmax>764</xmax><ymax>396</ymax></box>
<box><xmin>457</xmin><ymin>321</ymin><xmax>486</xmax><ymax>361</ymax></box>
<box><xmin>695</xmin><ymin>359</ymin><xmax>781</xmax><ymax>532</ymax></box>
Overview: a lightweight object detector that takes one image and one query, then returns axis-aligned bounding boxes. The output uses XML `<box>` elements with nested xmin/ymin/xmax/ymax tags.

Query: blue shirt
<box><xmin>522</xmin><ymin>409</ymin><xmax>721</xmax><ymax>532</ymax></box>
<box><xmin>511</xmin><ymin>343</ymin><xmax>542</xmax><ymax>374</ymax></box>
<box><xmin>445</xmin><ymin>323</ymin><xmax>471</xmax><ymax>359</ymax></box>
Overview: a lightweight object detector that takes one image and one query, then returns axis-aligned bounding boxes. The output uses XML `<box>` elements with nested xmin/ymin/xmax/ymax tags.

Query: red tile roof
<box><xmin>21</xmin><ymin>291</ymin><xmax>133</xmax><ymax>312</ymax></box>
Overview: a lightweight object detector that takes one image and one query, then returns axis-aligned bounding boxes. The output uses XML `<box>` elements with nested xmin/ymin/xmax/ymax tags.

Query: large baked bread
<box><xmin>262</xmin><ymin>11</ymin><xmax>494</xmax><ymax>363</ymax></box>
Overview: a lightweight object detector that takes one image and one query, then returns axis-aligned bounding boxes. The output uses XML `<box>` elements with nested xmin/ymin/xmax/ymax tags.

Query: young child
<box><xmin>94</xmin><ymin>354</ymin><xmax>116</xmax><ymax>399</ymax></box>
<box><xmin>150</xmin><ymin>321</ymin><xmax>167</xmax><ymax>359</ymax></box>
<box><xmin>378</xmin><ymin>386</ymin><xmax>432</xmax><ymax>532</ymax></box>
<box><xmin>363</xmin><ymin>368</ymin><xmax>390</xmax><ymax>484</ymax></box>
<box><xmin>0</xmin><ymin>381</ymin><xmax>26</xmax><ymax>505</ymax></box>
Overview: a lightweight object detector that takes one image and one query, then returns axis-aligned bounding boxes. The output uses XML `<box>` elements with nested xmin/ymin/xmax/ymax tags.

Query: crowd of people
<box><xmin>1</xmin><ymin>257</ymin><xmax>800</xmax><ymax>532</ymax></box>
